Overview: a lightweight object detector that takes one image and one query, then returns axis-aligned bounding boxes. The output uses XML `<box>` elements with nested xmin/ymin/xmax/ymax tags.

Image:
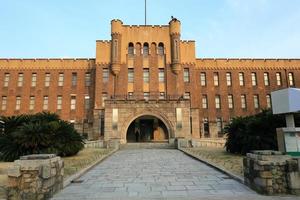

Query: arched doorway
<box><xmin>126</xmin><ymin>115</ymin><xmax>169</xmax><ymax>143</ymax></box>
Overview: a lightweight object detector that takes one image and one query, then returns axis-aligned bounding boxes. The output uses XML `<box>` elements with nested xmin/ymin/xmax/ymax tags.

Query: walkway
<box><xmin>52</xmin><ymin>149</ymin><xmax>299</xmax><ymax>200</ymax></box>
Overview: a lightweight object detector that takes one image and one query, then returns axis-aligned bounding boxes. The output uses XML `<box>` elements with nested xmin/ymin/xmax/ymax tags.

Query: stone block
<box><xmin>8</xmin><ymin>165</ymin><xmax>21</xmax><ymax>177</ymax></box>
<box><xmin>42</xmin><ymin>165</ymin><xmax>51</xmax><ymax>179</ymax></box>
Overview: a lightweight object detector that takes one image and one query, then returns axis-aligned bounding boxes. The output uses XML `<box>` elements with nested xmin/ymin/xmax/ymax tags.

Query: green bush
<box><xmin>0</xmin><ymin>112</ymin><xmax>84</xmax><ymax>161</ymax></box>
<box><xmin>224</xmin><ymin>110</ymin><xmax>286</xmax><ymax>155</ymax></box>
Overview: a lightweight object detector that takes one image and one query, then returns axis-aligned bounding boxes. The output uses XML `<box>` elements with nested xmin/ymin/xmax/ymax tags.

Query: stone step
<box><xmin>120</xmin><ymin>142</ymin><xmax>175</xmax><ymax>149</ymax></box>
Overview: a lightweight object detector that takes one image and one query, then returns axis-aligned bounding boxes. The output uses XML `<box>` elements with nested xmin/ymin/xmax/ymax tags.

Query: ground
<box><xmin>52</xmin><ymin>149</ymin><xmax>299</xmax><ymax>200</ymax></box>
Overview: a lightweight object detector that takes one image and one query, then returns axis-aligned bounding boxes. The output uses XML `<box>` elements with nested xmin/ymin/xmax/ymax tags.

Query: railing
<box><xmin>108</xmin><ymin>93</ymin><xmax>187</xmax><ymax>101</ymax></box>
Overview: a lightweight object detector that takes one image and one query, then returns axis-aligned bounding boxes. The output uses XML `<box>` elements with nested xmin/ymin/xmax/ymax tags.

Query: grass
<box><xmin>183</xmin><ymin>146</ymin><xmax>245</xmax><ymax>177</ymax></box>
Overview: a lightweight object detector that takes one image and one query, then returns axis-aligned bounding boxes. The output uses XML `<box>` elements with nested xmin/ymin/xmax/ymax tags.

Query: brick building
<box><xmin>0</xmin><ymin>18</ymin><xmax>299</xmax><ymax>144</ymax></box>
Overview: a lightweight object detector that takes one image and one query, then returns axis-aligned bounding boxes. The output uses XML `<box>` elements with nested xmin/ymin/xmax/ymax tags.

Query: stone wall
<box><xmin>191</xmin><ymin>138</ymin><xmax>226</xmax><ymax>148</ymax></box>
<box><xmin>244</xmin><ymin>150</ymin><xmax>300</xmax><ymax>195</ymax></box>
<box><xmin>7</xmin><ymin>154</ymin><xmax>63</xmax><ymax>200</ymax></box>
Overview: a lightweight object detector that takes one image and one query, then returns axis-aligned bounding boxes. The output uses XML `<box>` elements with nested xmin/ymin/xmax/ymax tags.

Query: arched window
<box><xmin>128</xmin><ymin>43</ymin><xmax>134</xmax><ymax>56</ymax></box>
<box><xmin>143</xmin><ymin>43</ymin><xmax>149</xmax><ymax>56</ymax></box>
<box><xmin>158</xmin><ymin>43</ymin><xmax>164</xmax><ymax>55</ymax></box>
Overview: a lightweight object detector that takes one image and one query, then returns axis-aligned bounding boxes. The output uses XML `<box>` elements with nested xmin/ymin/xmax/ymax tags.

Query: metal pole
<box><xmin>145</xmin><ymin>0</ymin><xmax>147</xmax><ymax>25</ymax></box>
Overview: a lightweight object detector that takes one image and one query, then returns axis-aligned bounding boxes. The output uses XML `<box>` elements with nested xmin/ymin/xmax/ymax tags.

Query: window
<box><xmin>228</xmin><ymin>94</ymin><xmax>234</xmax><ymax>109</ymax></box>
<box><xmin>128</xmin><ymin>92</ymin><xmax>133</xmax><ymax>99</ymax></box>
<box><xmin>288</xmin><ymin>72</ymin><xmax>294</xmax><ymax>86</ymax></box>
<box><xmin>253</xmin><ymin>95</ymin><xmax>259</xmax><ymax>109</ymax></box>
<box><xmin>143</xmin><ymin>43</ymin><xmax>149</xmax><ymax>56</ymax></box>
<box><xmin>264</xmin><ymin>72</ymin><xmax>269</xmax><ymax>86</ymax></box>
<box><xmin>215</xmin><ymin>95</ymin><xmax>221</xmax><ymax>109</ymax></box>
<box><xmin>85</xmin><ymin>96</ymin><xmax>90</xmax><ymax>110</ymax></box>
<box><xmin>241</xmin><ymin>95</ymin><xmax>247</xmax><ymax>109</ymax></box>
<box><xmin>3</xmin><ymin>73</ymin><xmax>10</xmax><ymax>87</ymax></box>
<box><xmin>85</xmin><ymin>72</ymin><xmax>91</xmax><ymax>86</ymax></box>
<box><xmin>158</xmin><ymin>43</ymin><xmax>164</xmax><ymax>55</ymax></box>
<box><xmin>57</xmin><ymin>96</ymin><xmax>62</xmax><ymax>110</ymax></box>
<box><xmin>266</xmin><ymin>94</ymin><xmax>271</xmax><ymax>109</ymax></box>
<box><xmin>251</xmin><ymin>72</ymin><xmax>257</xmax><ymax>86</ymax></box>
<box><xmin>17</xmin><ymin>73</ymin><xmax>24</xmax><ymax>87</ymax></box>
<box><xmin>213</xmin><ymin>72</ymin><xmax>219</xmax><ymax>86</ymax></box>
<box><xmin>70</xmin><ymin>96</ymin><xmax>76</xmax><ymax>110</ymax></box>
<box><xmin>102</xmin><ymin>93</ymin><xmax>107</xmax><ymax>107</ymax></box>
<box><xmin>226</xmin><ymin>72</ymin><xmax>232</xmax><ymax>86</ymax></box>
<box><xmin>143</xmin><ymin>68</ymin><xmax>149</xmax><ymax>83</ymax></box>
<box><xmin>276</xmin><ymin>72</ymin><xmax>282</xmax><ymax>86</ymax></box>
<box><xmin>184</xmin><ymin>92</ymin><xmax>190</xmax><ymax>99</ymax></box>
<box><xmin>128</xmin><ymin>68</ymin><xmax>134</xmax><ymax>83</ymax></box>
<box><xmin>15</xmin><ymin>96</ymin><xmax>21</xmax><ymax>110</ymax></box>
<box><xmin>71</xmin><ymin>72</ymin><xmax>77</xmax><ymax>86</ymax></box>
<box><xmin>200</xmin><ymin>72</ymin><xmax>206</xmax><ymax>86</ymax></box>
<box><xmin>239</xmin><ymin>72</ymin><xmax>244</xmax><ymax>86</ymax></box>
<box><xmin>45</xmin><ymin>73</ymin><xmax>51</xmax><ymax>87</ymax></box>
<box><xmin>58</xmin><ymin>73</ymin><xmax>64</xmax><ymax>86</ymax></box>
<box><xmin>102</xmin><ymin>68</ymin><xmax>109</xmax><ymax>83</ymax></box>
<box><xmin>202</xmin><ymin>95</ymin><xmax>208</xmax><ymax>109</ymax></box>
<box><xmin>128</xmin><ymin>43</ymin><xmax>134</xmax><ymax>56</ymax></box>
<box><xmin>203</xmin><ymin>118</ymin><xmax>209</xmax><ymax>137</ymax></box>
<box><xmin>184</xmin><ymin>68</ymin><xmax>190</xmax><ymax>83</ymax></box>
<box><xmin>1</xmin><ymin>96</ymin><xmax>7</xmax><ymax>111</ymax></box>
<box><xmin>43</xmin><ymin>96</ymin><xmax>48</xmax><ymax>110</ymax></box>
<box><xmin>29</xmin><ymin>96</ymin><xmax>35</xmax><ymax>110</ymax></box>
<box><xmin>31</xmin><ymin>73</ymin><xmax>37</xmax><ymax>87</ymax></box>
<box><xmin>159</xmin><ymin>92</ymin><xmax>165</xmax><ymax>100</ymax></box>
<box><xmin>216</xmin><ymin>118</ymin><xmax>223</xmax><ymax>136</ymax></box>
<box><xmin>158</xmin><ymin>68</ymin><xmax>165</xmax><ymax>83</ymax></box>
<box><xmin>143</xmin><ymin>92</ymin><xmax>150</xmax><ymax>100</ymax></box>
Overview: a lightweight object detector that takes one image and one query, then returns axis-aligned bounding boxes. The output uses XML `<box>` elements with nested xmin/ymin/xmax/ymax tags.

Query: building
<box><xmin>0</xmin><ymin>18</ymin><xmax>299</xmax><ymax>145</ymax></box>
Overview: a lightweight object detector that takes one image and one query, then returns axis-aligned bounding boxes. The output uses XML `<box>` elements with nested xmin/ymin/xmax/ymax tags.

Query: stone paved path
<box><xmin>52</xmin><ymin>149</ymin><xmax>300</xmax><ymax>200</ymax></box>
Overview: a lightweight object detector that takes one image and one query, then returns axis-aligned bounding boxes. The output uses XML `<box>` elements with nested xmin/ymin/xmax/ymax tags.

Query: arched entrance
<box><xmin>126</xmin><ymin>115</ymin><xmax>169</xmax><ymax>143</ymax></box>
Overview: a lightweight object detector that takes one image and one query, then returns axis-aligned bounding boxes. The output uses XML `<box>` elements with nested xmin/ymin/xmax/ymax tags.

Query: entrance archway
<box><xmin>126</xmin><ymin>115</ymin><xmax>169</xmax><ymax>143</ymax></box>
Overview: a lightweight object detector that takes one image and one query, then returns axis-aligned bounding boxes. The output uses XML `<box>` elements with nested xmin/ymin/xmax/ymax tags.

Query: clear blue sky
<box><xmin>0</xmin><ymin>0</ymin><xmax>299</xmax><ymax>58</ymax></box>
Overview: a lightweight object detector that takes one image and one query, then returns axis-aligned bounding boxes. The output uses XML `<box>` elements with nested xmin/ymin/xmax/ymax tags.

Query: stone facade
<box><xmin>244</xmin><ymin>150</ymin><xmax>300</xmax><ymax>195</ymax></box>
<box><xmin>7</xmin><ymin>154</ymin><xmax>63</xmax><ymax>200</ymax></box>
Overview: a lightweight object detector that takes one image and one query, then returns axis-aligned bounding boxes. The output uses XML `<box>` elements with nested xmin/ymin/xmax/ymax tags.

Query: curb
<box><xmin>178</xmin><ymin>148</ymin><xmax>245</xmax><ymax>185</ymax></box>
<box><xmin>63</xmin><ymin>148</ymin><xmax>119</xmax><ymax>188</ymax></box>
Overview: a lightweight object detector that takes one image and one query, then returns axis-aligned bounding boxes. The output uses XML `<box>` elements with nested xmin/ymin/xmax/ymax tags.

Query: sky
<box><xmin>0</xmin><ymin>0</ymin><xmax>300</xmax><ymax>59</ymax></box>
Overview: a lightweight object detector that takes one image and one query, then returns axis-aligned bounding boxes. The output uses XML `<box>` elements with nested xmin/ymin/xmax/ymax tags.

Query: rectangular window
<box><xmin>58</xmin><ymin>73</ymin><xmax>64</xmax><ymax>86</ymax></box>
<box><xmin>159</xmin><ymin>92</ymin><xmax>165</xmax><ymax>100</ymax></box>
<box><xmin>85</xmin><ymin>96</ymin><xmax>90</xmax><ymax>110</ymax></box>
<box><xmin>226</xmin><ymin>72</ymin><xmax>232</xmax><ymax>86</ymax></box>
<box><xmin>213</xmin><ymin>72</ymin><xmax>219</xmax><ymax>86</ymax></box>
<box><xmin>200</xmin><ymin>72</ymin><xmax>206</xmax><ymax>86</ymax></box>
<box><xmin>71</xmin><ymin>72</ymin><xmax>77</xmax><ymax>86</ymax></box>
<box><xmin>264</xmin><ymin>72</ymin><xmax>269</xmax><ymax>86</ymax></box>
<box><xmin>266</xmin><ymin>94</ymin><xmax>271</xmax><ymax>109</ymax></box>
<box><xmin>184</xmin><ymin>68</ymin><xmax>190</xmax><ymax>83</ymax></box>
<box><xmin>251</xmin><ymin>72</ymin><xmax>257</xmax><ymax>86</ymax></box>
<box><xmin>241</xmin><ymin>94</ymin><xmax>247</xmax><ymax>109</ymax></box>
<box><xmin>15</xmin><ymin>96</ymin><xmax>21</xmax><ymax>110</ymax></box>
<box><xmin>102</xmin><ymin>92</ymin><xmax>108</xmax><ymax>107</ymax></box>
<box><xmin>203</xmin><ymin>118</ymin><xmax>209</xmax><ymax>137</ymax></box>
<box><xmin>43</xmin><ymin>96</ymin><xmax>48</xmax><ymax>110</ymax></box>
<box><xmin>17</xmin><ymin>73</ymin><xmax>24</xmax><ymax>87</ymax></box>
<box><xmin>70</xmin><ymin>96</ymin><xmax>76</xmax><ymax>110</ymax></box>
<box><xmin>45</xmin><ymin>73</ymin><xmax>51</xmax><ymax>87</ymax></box>
<box><xmin>158</xmin><ymin>68</ymin><xmax>165</xmax><ymax>83</ymax></box>
<box><xmin>184</xmin><ymin>92</ymin><xmax>190</xmax><ymax>99</ymax></box>
<box><xmin>288</xmin><ymin>72</ymin><xmax>294</xmax><ymax>86</ymax></box>
<box><xmin>31</xmin><ymin>73</ymin><xmax>37</xmax><ymax>87</ymax></box>
<box><xmin>253</xmin><ymin>95</ymin><xmax>259</xmax><ymax>109</ymax></box>
<box><xmin>228</xmin><ymin>94</ymin><xmax>234</xmax><ymax>109</ymax></box>
<box><xmin>144</xmin><ymin>92</ymin><xmax>150</xmax><ymax>101</ymax></box>
<box><xmin>85</xmin><ymin>72</ymin><xmax>91</xmax><ymax>86</ymax></box>
<box><xmin>215</xmin><ymin>95</ymin><xmax>221</xmax><ymax>109</ymax></box>
<box><xmin>103</xmin><ymin>68</ymin><xmax>109</xmax><ymax>83</ymax></box>
<box><xmin>143</xmin><ymin>68</ymin><xmax>149</xmax><ymax>83</ymax></box>
<box><xmin>57</xmin><ymin>96</ymin><xmax>62</xmax><ymax>110</ymax></box>
<box><xmin>1</xmin><ymin>96</ymin><xmax>7</xmax><ymax>111</ymax></box>
<box><xmin>239</xmin><ymin>72</ymin><xmax>244</xmax><ymax>86</ymax></box>
<box><xmin>202</xmin><ymin>95</ymin><xmax>208</xmax><ymax>109</ymax></box>
<box><xmin>128</xmin><ymin>68</ymin><xmax>134</xmax><ymax>83</ymax></box>
<box><xmin>128</xmin><ymin>92</ymin><xmax>133</xmax><ymax>99</ymax></box>
<box><xmin>3</xmin><ymin>73</ymin><xmax>10</xmax><ymax>87</ymax></box>
<box><xmin>29</xmin><ymin>96</ymin><xmax>35</xmax><ymax>111</ymax></box>
<box><xmin>276</xmin><ymin>72</ymin><xmax>282</xmax><ymax>86</ymax></box>
<box><xmin>216</xmin><ymin>117</ymin><xmax>223</xmax><ymax>136</ymax></box>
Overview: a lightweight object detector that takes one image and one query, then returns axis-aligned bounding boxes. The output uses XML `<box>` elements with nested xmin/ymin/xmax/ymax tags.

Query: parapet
<box><xmin>169</xmin><ymin>18</ymin><xmax>181</xmax><ymax>35</ymax></box>
<box><xmin>111</xmin><ymin>19</ymin><xmax>123</xmax><ymax>34</ymax></box>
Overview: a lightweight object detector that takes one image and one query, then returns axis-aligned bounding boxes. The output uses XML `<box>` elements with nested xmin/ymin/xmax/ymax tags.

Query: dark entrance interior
<box><xmin>126</xmin><ymin>115</ymin><xmax>168</xmax><ymax>143</ymax></box>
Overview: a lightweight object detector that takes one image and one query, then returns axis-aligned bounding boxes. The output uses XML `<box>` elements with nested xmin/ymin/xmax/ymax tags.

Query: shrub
<box><xmin>224</xmin><ymin>109</ymin><xmax>286</xmax><ymax>155</ymax></box>
<box><xmin>0</xmin><ymin>112</ymin><xmax>84</xmax><ymax>161</ymax></box>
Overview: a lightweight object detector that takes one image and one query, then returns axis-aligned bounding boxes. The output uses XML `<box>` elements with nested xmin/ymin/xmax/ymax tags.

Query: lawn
<box><xmin>182</xmin><ymin>146</ymin><xmax>244</xmax><ymax>177</ymax></box>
